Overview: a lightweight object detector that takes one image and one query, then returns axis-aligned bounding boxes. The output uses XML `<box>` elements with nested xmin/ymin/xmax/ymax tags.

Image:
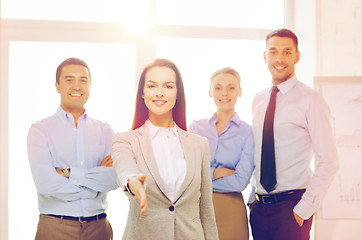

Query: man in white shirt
<box><xmin>249</xmin><ymin>28</ymin><xmax>339</xmax><ymax>240</ymax></box>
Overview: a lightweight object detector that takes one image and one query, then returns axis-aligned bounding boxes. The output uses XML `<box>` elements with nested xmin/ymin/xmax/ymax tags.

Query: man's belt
<box><xmin>47</xmin><ymin>213</ymin><xmax>107</xmax><ymax>223</ymax></box>
<box><xmin>256</xmin><ymin>189</ymin><xmax>306</xmax><ymax>205</ymax></box>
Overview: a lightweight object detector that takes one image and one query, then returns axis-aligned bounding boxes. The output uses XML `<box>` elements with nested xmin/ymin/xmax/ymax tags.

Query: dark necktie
<box><xmin>260</xmin><ymin>86</ymin><xmax>279</xmax><ymax>193</ymax></box>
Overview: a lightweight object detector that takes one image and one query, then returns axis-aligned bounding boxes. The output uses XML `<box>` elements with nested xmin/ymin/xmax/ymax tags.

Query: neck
<box><xmin>61</xmin><ymin>105</ymin><xmax>85</xmax><ymax>126</ymax></box>
<box><xmin>148</xmin><ymin>113</ymin><xmax>174</xmax><ymax>128</ymax></box>
<box><xmin>272</xmin><ymin>73</ymin><xmax>295</xmax><ymax>86</ymax></box>
<box><xmin>215</xmin><ymin>109</ymin><xmax>235</xmax><ymax>124</ymax></box>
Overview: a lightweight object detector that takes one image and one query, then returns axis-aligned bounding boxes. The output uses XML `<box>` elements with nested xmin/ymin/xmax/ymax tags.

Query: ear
<box><xmin>295</xmin><ymin>50</ymin><xmax>300</xmax><ymax>63</ymax></box>
<box><xmin>209</xmin><ymin>88</ymin><xmax>212</xmax><ymax>98</ymax></box>
<box><xmin>263</xmin><ymin>51</ymin><xmax>267</xmax><ymax>63</ymax></box>
<box><xmin>55</xmin><ymin>82</ymin><xmax>60</xmax><ymax>93</ymax></box>
<box><xmin>239</xmin><ymin>87</ymin><xmax>242</xmax><ymax>97</ymax></box>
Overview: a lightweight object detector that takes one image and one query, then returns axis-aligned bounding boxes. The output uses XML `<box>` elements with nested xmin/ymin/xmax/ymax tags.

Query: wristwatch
<box><xmin>62</xmin><ymin>167</ymin><xmax>70</xmax><ymax>178</ymax></box>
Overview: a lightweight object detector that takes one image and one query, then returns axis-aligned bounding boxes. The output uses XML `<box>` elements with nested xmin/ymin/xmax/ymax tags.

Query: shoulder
<box><xmin>189</xmin><ymin>118</ymin><xmax>209</xmax><ymax>129</ymax></box>
<box><xmin>295</xmin><ymin>81</ymin><xmax>316</xmax><ymax>96</ymax></box>
<box><xmin>86</xmin><ymin>115</ymin><xmax>112</xmax><ymax>129</ymax></box>
<box><xmin>190</xmin><ymin>118</ymin><xmax>209</xmax><ymax>126</ymax></box>
<box><xmin>85</xmin><ymin>117</ymin><xmax>115</xmax><ymax>139</ymax></box>
<box><xmin>237</xmin><ymin>120</ymin><xmax>253</xmax><ymax>134</ymax></box>
<box><xmin>179</xmin><ymin>127</ymin><xmax>208</xmax><ymax>144</ymax></box>
<box><xmin>254</xmin><ymin>88</ymin><xmax>269</xmax><ymax>99</ymax></box>
<box><xmin>294</xmin><ymin>81</ymin><xmax>328</xmax><ymax>106</ymax></box>
<box><xmin>112</xmin><ymin>129</ymin><xmax>139</xmax><ymax>142</ymax></box>
<box><xmin>252</xmin><ymin>88</ymin><xmax>269</xmax><ymax>106</ymax></box>
<box><xmin>232</xmin><ymin>113</ymin><xmax>252</xmax><ymax>133</ymax></box>
<box><xmin>29</xmin><ymin>113</ymin><xmax>57</xmax><ymax>131</ymax></box>
<box><xmin>189</xmin><ymin>118</ymin><xmax>212</xmax><ymax>136</ymax></box>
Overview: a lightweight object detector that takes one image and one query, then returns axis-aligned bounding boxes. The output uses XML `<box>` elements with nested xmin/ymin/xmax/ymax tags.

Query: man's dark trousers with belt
<box><xmin>250</xmin><ymin>189</ymin><xmax>313</xmax><ymax>240</ymax></box>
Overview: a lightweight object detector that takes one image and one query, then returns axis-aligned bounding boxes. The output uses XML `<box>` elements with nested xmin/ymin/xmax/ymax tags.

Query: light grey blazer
<box><xmin>112</xmin><ymin>124</ymin><xmax>218</xmax><ymax>240</ymax></box>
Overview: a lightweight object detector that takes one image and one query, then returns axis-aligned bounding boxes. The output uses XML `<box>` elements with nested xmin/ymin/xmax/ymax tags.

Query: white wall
<box><xmin>291</xmin><ymin>0</ymin><xmax>362</xmax><ymax>239</ymax></box>
<box><xmin>317</xmin><ymin>0</ymin><xmax>362</xmax><ymax>76</ymax></box>
<box><xmin>314</xmin><ymin>0</ymin><xmax>362</xmax><ymax>239</ymax></box>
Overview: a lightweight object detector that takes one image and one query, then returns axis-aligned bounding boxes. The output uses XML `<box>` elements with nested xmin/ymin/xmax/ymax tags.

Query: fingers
<box><xmin>137</xmin><ymin>174</ymin><xmax>147</xmax><ymax>214</ymax></box>
<box><xmin>100</xmin><ymin>155</ymin><xmax>113</xmax><ymax>167</ymax></box>
<box><xmin>293</xmin><ymin>211</ymin><xmax>304</xmax><ymax>226</ymax></box>
<box><xmin>129</xmin><ymin>174</ymin><xmax>148</xmax><ymax>214</ymax></box>
<box><xmin>138</xmin><ymin>174</ymin><xmax>146</xmax><ymax>184</ymax></box>
<box><xmin>139</xmin><ymin>189</ymin><xmax>147</xmax><ymax>215</ymax></box>
<box><xmin>56</xmin><ymin>169</ymin><xmax>63</xmax><ymax>176</ymax></box>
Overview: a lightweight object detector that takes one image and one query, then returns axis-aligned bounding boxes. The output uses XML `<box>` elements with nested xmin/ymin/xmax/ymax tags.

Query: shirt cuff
<box><xmin>68</xmin><ymin>167</ymin><xmax>86</xmax><ymax>186</ymax></box>
<box><xmin>293</xmin><ymin>196</ymin><xmax>316</xmax><ymax>220</ymax></box>
<box><xmin>122</xmin><ymin>175</ymin><xmax>137</xmax><ymax>197</ymax></box>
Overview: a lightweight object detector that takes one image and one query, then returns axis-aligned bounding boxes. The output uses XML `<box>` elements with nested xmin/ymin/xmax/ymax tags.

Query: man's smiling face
<box><xmin>264</xmin><ymin>36</ymin><xmax>300</xmax><ymax>85</ymax></box>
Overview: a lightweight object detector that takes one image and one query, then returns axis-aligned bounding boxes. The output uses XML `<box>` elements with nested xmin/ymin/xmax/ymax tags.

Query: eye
<box><xmin>214</xmin><ymin>87</ymin><xmax>221</xmax><ymax>90</ymax></box>
<box><xmin>165</xmin><ymin>85</ymin><xmax>174</xmax><ymax>89</ymax></box>
<box><xmin>147</xmin><ymin>84</ymin><xmax>155</xmax><ymax>88</ymax></box>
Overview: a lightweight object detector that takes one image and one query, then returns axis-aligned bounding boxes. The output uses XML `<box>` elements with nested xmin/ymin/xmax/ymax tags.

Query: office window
<box><xmin>8</xmin><ymin>41</ymin><xmax>135</xmax><ymax>239</ymax></box>
<box><xmin>157</xmin><ymin>0</ymin><xmax>284</xmax><ymax>29</ymax></box>
<box><xmin>1</xmin><ymin>0</ymin><xmax>146</xmax><ymax>23</ymax></box>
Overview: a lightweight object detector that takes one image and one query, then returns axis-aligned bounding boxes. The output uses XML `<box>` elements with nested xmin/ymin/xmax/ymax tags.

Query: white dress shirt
<box><xmin>146</xmin><ymin>120</ymin><xmax>186</xmax><ymax>202</ymax></box>
<box><xmin>252</xmin><ymin>75</ymin><xmax>339</xmax><ymax>219</ymax></box>
<box><xmin>27</xmin><ymin>106</ymin><xmax>118</xmax><ymax>217</ymax></box>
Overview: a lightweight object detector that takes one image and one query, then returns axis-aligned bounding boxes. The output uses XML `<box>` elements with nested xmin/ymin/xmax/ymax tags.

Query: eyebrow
<box><xmin>146</xmin><ymin>80</ymin><xmax>176</xmax><ymax>84</ymax></box>
<box><xmin>214</xmin><ymin>83</ymin><xmax>237</xmax><ymax>86</ymax></box>
<box><xmin>64</xmin><ymin>76</ymin><xmax>88</xmax><ymax>79</ymax></box>
<box><xmin>268</xmin><ymin>47</ymin><xmax>294</xmax><ymax>51</ymax></box>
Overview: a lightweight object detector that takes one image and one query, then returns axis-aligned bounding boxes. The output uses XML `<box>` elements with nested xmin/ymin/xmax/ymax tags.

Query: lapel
<box><xmin>173</xmin><ymin>126</ymin><xmax>196</xmax><ymax>203</ymax></box>
<box><xmin>135</xmin><ymin>124</ymin><xmax>168</xmax><ymax>196</ymax></box>
<box><xmin>135</xmin><ymin>124</ymin><xmax>196</xmax><ymax>203</ymax></box>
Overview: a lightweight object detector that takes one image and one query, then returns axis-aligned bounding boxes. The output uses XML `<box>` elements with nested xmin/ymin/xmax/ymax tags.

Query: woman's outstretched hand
<box><xmin>129</xmin><ymin>174</ymin><xmax>147</xmax><ymax>214</ymax></box>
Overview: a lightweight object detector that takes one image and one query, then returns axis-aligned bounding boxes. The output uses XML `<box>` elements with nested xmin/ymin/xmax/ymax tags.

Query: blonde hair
<box><xmin>210</xmin><ymin>67</ymin><xmax>241</xmax><ymax>85</ymax></box>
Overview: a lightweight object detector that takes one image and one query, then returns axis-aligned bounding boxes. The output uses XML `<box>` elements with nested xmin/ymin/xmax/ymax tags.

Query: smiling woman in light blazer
<box><xmin>112</xmin><ymin>59</ymin><xmax>218</xmax><ymax>240</ymax></box>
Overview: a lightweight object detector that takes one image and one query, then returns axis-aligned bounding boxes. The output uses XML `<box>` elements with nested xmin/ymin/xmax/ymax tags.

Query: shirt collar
<box><xmin>209</xmin><ymin>112</ymin><xmax>241</xmax><ymax>126</ymax></box>
<box><xmin>274</xmin><ymin>74</ymin><xmax>298</xmax><ymax>95</ymax></box>
<box><xmin>56</xmin><ymin>106</ymin><xmax>87</xmax><ymax>120</ymax></box>
<box><xmin>145</xmin><ymin>119</ymin><xmax>178</xmax><ymax>139</ymax></box>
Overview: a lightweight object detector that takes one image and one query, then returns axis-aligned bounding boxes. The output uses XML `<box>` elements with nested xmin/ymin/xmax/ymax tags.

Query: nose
<box><xmin>221</xmin><ymin>88</ymin><xmax>228</xmax><ymax>96</ymax></box>
<box><xmin>72</xmin><ymin>79</ymin><xmax>81</xmax><ymax>90</ymax></box>
<box><xmin>155</xmin><ymin>86</ymin><xmax>164</xmax><ymax>97</ymax></box>
<box><xmin>275</xmin><ymin>52</ymin><xmax>284</xmax><ymax>62</ymax></box>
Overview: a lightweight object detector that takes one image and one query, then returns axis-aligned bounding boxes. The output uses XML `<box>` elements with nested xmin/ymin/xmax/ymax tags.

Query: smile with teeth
<box><xmin>70</xmin><ymin>93</ymin><xmax>82</xmax><ymax>97</ymax></box>
<box><xmin>274</xmin><ymin>66</ymin><xmax>286</xmax><ymax>71</ymax></box>
<box><xmin>219</xmin><ymin>99</ymin><xmax>231</xmax><ymax>103</ymax></box>
<box><xmin>153</xmin><ymin>99</ymin><xmax>167</xmax><ymax>106</ymax></box>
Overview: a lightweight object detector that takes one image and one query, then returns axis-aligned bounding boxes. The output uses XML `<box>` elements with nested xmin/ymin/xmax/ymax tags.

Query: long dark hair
<box><xmin>131</xmin><ymin>58</ymin><xmax>187</xmax><ymax>131</ymax></box>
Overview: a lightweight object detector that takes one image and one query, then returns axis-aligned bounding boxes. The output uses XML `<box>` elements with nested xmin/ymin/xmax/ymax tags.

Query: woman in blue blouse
<box><xmin>189</xmin><ymin>67</ymin><xmax>254</xmax><ymax>240</ymax></box>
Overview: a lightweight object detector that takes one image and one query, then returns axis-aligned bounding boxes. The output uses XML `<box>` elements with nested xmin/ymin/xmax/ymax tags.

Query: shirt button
<box><xmin>169</xmin><ymin>206</ymin><xmax>174</xmax><ymax>212</ymax></box>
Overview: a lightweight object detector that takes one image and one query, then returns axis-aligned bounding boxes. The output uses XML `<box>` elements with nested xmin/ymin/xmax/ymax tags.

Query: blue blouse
<box><xmin>189</xmin><ymin>113</ymin><xmax>254</xmax><ymax>193</ymax></box>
